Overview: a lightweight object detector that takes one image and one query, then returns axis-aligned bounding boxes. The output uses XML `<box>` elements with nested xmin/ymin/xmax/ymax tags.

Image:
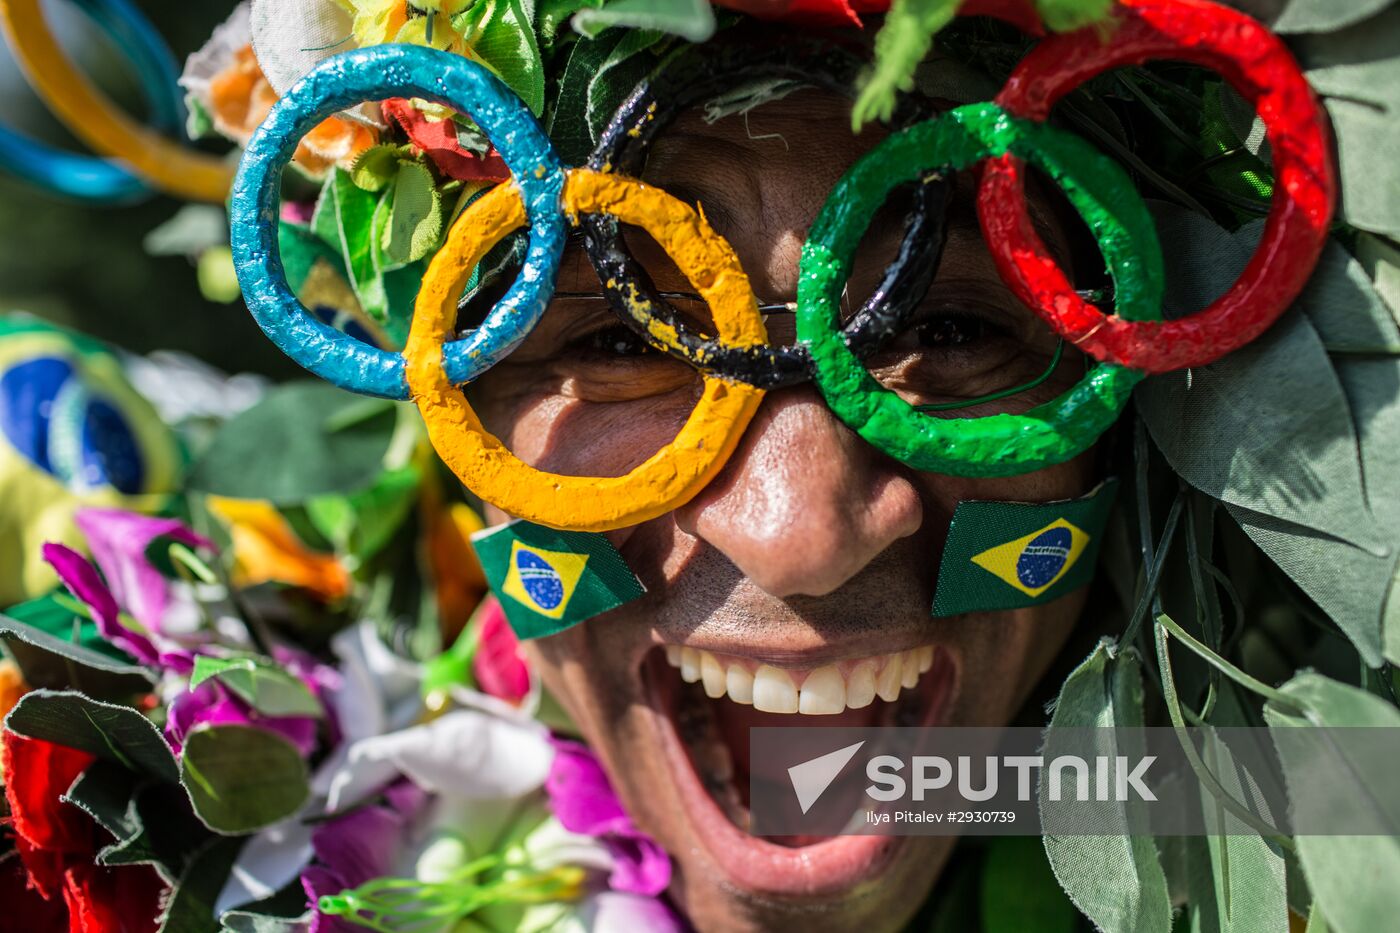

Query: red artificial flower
<box><xmin>2</xmin><ymin>730</ymin><xmax>167</xmax><ymax>933</ymax></box>
<box><xmin>381</xmin><ymin>98</ymin><xmax>511</xmax><ymax>183</ymax></box>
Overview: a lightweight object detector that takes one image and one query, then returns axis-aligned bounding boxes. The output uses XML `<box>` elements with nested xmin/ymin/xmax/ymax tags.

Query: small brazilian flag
<box><xmin>470</xmin><ymin>520</ymin><xmax>645</xmax><ymax>640</ymax></box>
<box><xmin>931</xmin><ymin>479</ymin><xmax>1119</xmax><ymax>617</ymax></box>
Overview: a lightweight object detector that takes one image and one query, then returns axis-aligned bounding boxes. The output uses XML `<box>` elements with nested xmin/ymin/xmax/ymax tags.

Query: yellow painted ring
<box><xmin>0</xmin><ymin>0</ymin><xmax>234</xmax><ymax>203</ymax></box>
<box><xmin>405</xmin><ymin>168</ymin><xmax>768</xmax><ymax>532</ymax></box>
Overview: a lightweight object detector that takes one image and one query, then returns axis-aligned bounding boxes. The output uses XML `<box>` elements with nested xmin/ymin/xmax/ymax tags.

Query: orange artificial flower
<box><xmin>208</xmin><ymin>44</ymin><xmax>376</xmax><ymax>175</ymax></box>
<box><xmin>0</xmin><ymin>659</ymin><xmax>28</xmax><ymax>731</ymax></box>
<box><xmin>206</xmin><ymin>497</ymin><xmax>352</xmax><ymax>602</ymax></box>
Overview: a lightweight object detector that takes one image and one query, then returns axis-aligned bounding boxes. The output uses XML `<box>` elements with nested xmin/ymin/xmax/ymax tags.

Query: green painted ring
<box><xmin>796</xmin><ymin>102</ymin><xmax>1164</xmax><ymax>477</ymax></box>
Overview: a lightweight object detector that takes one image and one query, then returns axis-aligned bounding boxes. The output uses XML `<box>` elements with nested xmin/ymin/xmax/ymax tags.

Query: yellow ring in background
<box><xmin>0</xmin><ymin>0</ymin><xmax>234</xmax><ymax>203</ymax></box>
<box><xmin>405</xmin><ymin>168</ymin><xmax>768</xmax><ymax>532</ymax></box>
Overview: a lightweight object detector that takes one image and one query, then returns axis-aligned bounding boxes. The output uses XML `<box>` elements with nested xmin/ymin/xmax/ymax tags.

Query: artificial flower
<box><xmin>42</xmin><ymin>541</ymin><xmax>162</xmax><ymax>668</ymax></box>
<box><xmin>1</xmin><ymin>730</ymin><xmax>168</xmax><ymax>932</ymax></box>
<box><xmin>545</xmin><ymin>738</ymin><xmax>671</xmax><ymax>896</ymax></box>
<box><xmin>207</xmin><ymin>496</ymin><xmax>352</xmax><ymax>601</ymax></box>
<box><xmin>165</xmin><ymin>678</ymin><xmax>321</xmax><ymax>757</ymax></box>
<box><xmin>73</xmin><ymin>508</ymin><xmax>213</xmax><ymax>633</ymax></box>
<box><xmin>341</xmin><ymin>0</ymin><xmax>412</xmax><ymax>47</ymax></box>
<box><xmin>471</xmin><ymin>595</ymin><xmax>532</xmax><ymax>705</ymax></box>
<box><xmin>382</xmin><ymin>98</ymin><xmax>511</xmax><ymax>183</ymax></box>
<box><xmin>183</xmin><ymin>4</ymin><xmax>379</xmax><ymax>176</ymax></box>
<box><xmin>0</xmin><ymin>658</ymin><xmax>28</xmax><ymax>727</ymax></box>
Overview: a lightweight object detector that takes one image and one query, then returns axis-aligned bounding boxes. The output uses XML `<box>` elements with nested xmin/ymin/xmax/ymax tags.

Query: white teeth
<box><xmin>752</xmin><ymin>665</ymin><xmax>799</xmax><ymax>713</ymax></box>
<box><xmin>726</xmin><ymin>664</ymin><xmax>754</xmax><ymax>705</ymax></box>
<box><xmin>798</xmin><ymin>665</ymin><xmax>846</xmax><ymax>715</ymax></box>
<box><xmin>876</xmin><ymin>657</ymin><xmax>902</xmax><ymax>702</ymax></box>
<box><xmin>661</xmin><ymin>645</ymin><xmax>937</xmax><ymax>714</ymax></box>
<box><xmin>901</xmin><ymin>650</ymin><xmax>920</xmax><ymax>689</ymax></box>
<box><xmin>701</xmin><ymin>652</ymin><xmax>726</xmax><ymax>699</ymax></box>
<box><xmin>846</xmin><ymin>661</ymin><xmax>877</xmax><ymax>709</ymax></box>
<box><xmin>680</xmin><ymin>647</ymin><xmax>701</xmax><ymax>683</ymax></box>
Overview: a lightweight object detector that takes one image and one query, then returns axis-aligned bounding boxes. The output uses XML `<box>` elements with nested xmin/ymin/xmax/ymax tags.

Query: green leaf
<box><xmin>64</xmin><ymin>760</ymin><xmax>139</xmax><ymax>840</ymax></box>
<box><xmin>852</xmin><ymin>0</ymin><xmax>960</xmax><ymax>130</ymax></box>
<box><xmin>306</xmin><ymin>467</ymin><xmax>421</xmax><ymax>564</ymax></box>
<box><xmin>159</xmin><ymin>836</ymin><xmax>246</xmax><ymax>933</ymax></box>
<box><xmin>187</xmin><ymin>381</ymin><xmax>399</xmax><ymax>505</ymax></box>
<box><xmin>1033</xmin><ymin>0</ymin><xmax>1114</xmax><ymax>32</ymax></box>
<box><xmin>461</xmin><ymin>0</ymin><xmax>547</xmax><ymax>115</ymax></box>
<box><xmin>180</xmin><ymin>725</ymin><xmax>310</xmax><ymax>835</ymax></box>
<box><xmin>1273</xmin><ymin>0</ymin><xmax>1396</xmax><ymax>35</ymax></box>
<box><xmin>572</xmin><ymin>0</ymin><xmax>714</xmax><ymax>42</ymax></box>
<box><xmin>197</xmin><ymin>247</ymin><xmax>242</xmax><ymax>304</ymax></box>
<box><xmin>0</xmin><ymin>612</ymin><xmax>154</xmax><ymax>698</ymax></box>
<box><xmin>585</xmin><ymin>28</ymin><xmax>669</xmax><ymax>140</ymax></box>
<box><xmin>97</xmin><ymin>782</ymin><xmax>212</xmax><ymax>882</ymax></box>
<box><xmin>189</xmin><ymin>656</ymin><xmax>323</xmax><ymax>718</ymax></box>
<box><xmin>383</xmin><ymin>161</ymin><xmax>443</xmax><ymax>265</ymax></box>
<box><xmin>5</xmin><ymin>689</ymin><xmax>179</xmax><ymax>783</ymax></box>
<box><xmin>144</xmin><ymin>206</ymin><xmax>229</xmax><ymax>258</ymax></box>
<box><xmin>980</xmin><ymin>836</ymin><xmax>1078</xmax><ymax>933</ymax></box>
<box><xmin>349</xmin><ymin>145</ymin><xmax>402</xmax><ymax>193</ymax></box>
<box><xmin>1292</xmin><ymin>6</ymin><xmax>1400</xmax><ymax>236</ymax></box>
<box><xmin>548</xmin><ymin>30</ymin><xmax>628</xmax><ymax>166</ymax></box>
<box><xmin>1137</xmin><ymin>207</ymin><xmax>1396</xmax><ymax>664</ymax></box>
<box><xmin>1183</xmin><ymin>736</ymin><xmax>1289</xmax><ymax>933</ymax></box>
<box><xmin>1264</xmin><ymin>673</ymin><xmax>1400</xmax><ymax>933</ymax></box>
<box><xmin>310</xmin><ymin>169</ymin><xmax>383</xmax><ymax>313</ymax></box>
<box><xmin>1040</xmin><ymin>641</ymin><xmax>1173</xmax><ymax>933</ymax></box>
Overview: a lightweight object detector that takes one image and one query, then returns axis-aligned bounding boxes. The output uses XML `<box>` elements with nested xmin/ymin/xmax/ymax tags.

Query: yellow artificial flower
<box><xmin>341</xmin><ymin>0</ymin><xmax>412</xmax><ymax>46</ymax></box>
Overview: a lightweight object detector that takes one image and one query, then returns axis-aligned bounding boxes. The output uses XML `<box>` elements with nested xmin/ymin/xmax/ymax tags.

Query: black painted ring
<box><xmin>582</xmin><ymin>39</ymin><xmax>952</xmax><ymax>389</ymax></box>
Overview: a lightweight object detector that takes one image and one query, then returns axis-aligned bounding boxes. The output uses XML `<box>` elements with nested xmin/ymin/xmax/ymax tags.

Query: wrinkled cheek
<box><xmin>467</xmin><ymin>383</ymin><xmax>701</xmax><ymax>478</ymax></box>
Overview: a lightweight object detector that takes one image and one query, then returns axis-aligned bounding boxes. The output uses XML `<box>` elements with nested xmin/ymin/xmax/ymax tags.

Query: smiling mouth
<box><xmin>644</xmin><ymin>639</ymin><xmax>957</xmax><ymax>896</ymax></box>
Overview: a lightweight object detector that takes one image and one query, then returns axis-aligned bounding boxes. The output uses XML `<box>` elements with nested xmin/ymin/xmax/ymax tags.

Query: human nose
<box><xmin>673</xmin><ymin>388</ymin><xmax>924</xmax><ymax>597</ymax></box>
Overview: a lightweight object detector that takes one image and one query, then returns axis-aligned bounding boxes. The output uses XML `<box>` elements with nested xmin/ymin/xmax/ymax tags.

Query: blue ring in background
<box><xmin>230</xmin><ymin>45</ymin><xmax>566</xmax><ymax>400</ymax></box>
<box><xmin>0</xmin><ymin>0</ymin><xmax>184</xmax><ymax>203</ymax></box>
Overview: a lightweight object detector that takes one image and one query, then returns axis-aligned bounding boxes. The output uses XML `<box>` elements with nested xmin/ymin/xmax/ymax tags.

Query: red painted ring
<box><xmin>981</xmin><ymin>0</ymin><xmax>1336</xmax><ymax>373</ymax></box>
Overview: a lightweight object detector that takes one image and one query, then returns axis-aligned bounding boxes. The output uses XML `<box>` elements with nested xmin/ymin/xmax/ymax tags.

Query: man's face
<box><xmin>468</xmin><ymin>91</ymin><xmax>1097</xmax><ymax>931</ymax></box>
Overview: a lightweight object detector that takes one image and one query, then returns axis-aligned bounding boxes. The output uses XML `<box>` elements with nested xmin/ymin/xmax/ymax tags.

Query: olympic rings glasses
<box><xmin>231</xmin><ymin>0</ymin><xmax>1336</xmax><ymax>531</ymax></box>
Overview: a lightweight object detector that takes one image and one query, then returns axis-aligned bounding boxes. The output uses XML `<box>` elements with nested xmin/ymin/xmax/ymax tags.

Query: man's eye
<box><xmin>914</xmin><ymin>313</ymin><xmax>989</xmax><ymax>348</ymax></box>
<box><xmin>580</xmin><ymin>325</ymin><xmax>655</xmax><ymax>357</ymax></box>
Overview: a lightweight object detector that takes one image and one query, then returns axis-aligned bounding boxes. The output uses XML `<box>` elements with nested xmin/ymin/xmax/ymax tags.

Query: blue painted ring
<box><xmin>0</xmin><ymin>0</ymin><xmax>184</xmax><ymax>203</ymax></box>
<box><xmin>230</xmin><ymin>45</ymin><xmax>566</xmax><ymax>400</ymax></box>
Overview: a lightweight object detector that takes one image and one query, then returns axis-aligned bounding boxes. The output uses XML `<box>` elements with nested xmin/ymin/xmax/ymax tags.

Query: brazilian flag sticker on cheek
<box><xmin>932</xmin><ymin>479</ymin><xmax>1119</xmax><ymax>617</ymax></box>
<box><xmin>471</xmin><ymin>520</ymin><xmax>646</xmax><ymax>640</ymax></box>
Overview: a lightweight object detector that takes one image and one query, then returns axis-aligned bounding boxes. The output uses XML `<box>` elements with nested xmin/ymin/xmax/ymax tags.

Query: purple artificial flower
<box><xmin>43</xmin><ymin>541</ymin><xmax>197</xmax><ymax>674</ymax></box>
<box><xmin>274</xmin><ymin>644</ymin><xmax>344</xmax><ymax>748</ymax></box>
<box><xmin>166</xmin><ymin>679</ymin><xmax>320</xmax><ymax>757</ymax></box>
<box><xmin>43</xmin><ymin>542</ymin><xmax>159</xmax><ymax>665</ymax></box>
<box><xmin>303</xmin><ymin>782</ymin><xmax>427</xmax><ymax>933</ymax></box>
<box><xmin>545</xmin><ymin>737</ymin><xmax>672</xmax><ymax>896</ymax></box>
<box><xmin>74</xmin><ymin>508</ymin><xmax>214</xmax><ymax>633</ymax></box>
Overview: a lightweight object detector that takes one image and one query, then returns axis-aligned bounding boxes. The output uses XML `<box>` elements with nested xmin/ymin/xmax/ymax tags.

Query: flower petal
<box><xmin>73</xmin><ymin>508</ymin><xmax>213</xmax><ymax>634</ymax></box>
<box><xmin>42</xmin><ymin>542</ymin><xmax>158</xmax><ymax>665</ymax></box>
<box><xmin>2</xmin><ymin>730</ymin><xmax>97</xmax><ymax>899</ymax></box>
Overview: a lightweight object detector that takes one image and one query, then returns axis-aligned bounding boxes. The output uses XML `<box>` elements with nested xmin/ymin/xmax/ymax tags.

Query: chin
<box><xmin>526</xmin><ymin>572</ymin><xmax>1084</xmax><ymax>933</ymax></box>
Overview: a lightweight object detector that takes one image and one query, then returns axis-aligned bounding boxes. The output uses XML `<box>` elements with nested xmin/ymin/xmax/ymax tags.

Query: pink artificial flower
<box><xmin>545</xmin><ymin>738</ymin><xmax>672</xmax><ymax>896</ymax></box>
<box><xmin>472</xmin><ymin>596</ymin><xmax>532</xmax><ymax>705</ymax></box>
<box><xmin>73</xmin><ymin>508</ymin><xmax>214</xmax><ymax>633</ymax></box>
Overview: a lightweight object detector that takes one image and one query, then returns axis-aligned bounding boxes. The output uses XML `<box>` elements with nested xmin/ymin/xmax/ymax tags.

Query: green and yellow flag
<box><xmin>471</xmin><ymin>520</ymin><xmax>645</xmax><ymax>640</ymax></box>
<box><xmin>932</xmin><ymin>479</ymin><xmax>1118</xmax><ymax>617</ymax></box>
